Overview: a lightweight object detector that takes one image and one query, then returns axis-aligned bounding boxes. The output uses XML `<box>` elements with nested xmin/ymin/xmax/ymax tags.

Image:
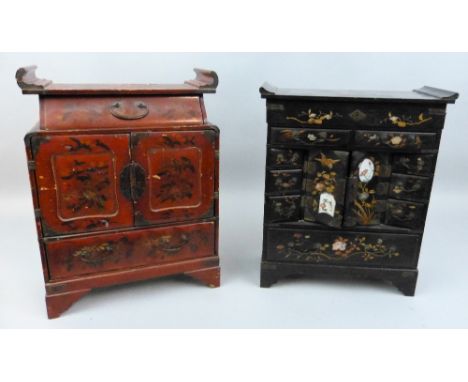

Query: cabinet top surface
<box><xmin>16</xmin><ymin>66</ymin><xmax>218</xmax><ymax>96</ymax></box>
<box><xmin>260</xmin><ymin>82</ymin><xmax>459</xmax><ymax>104</ymax></box>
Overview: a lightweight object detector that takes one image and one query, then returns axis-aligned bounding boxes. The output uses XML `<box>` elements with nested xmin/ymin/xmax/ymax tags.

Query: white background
<box><xmin>1</xmin><ymin>52</ymin><xmax>468</xmax><ymax>328</ymax></box>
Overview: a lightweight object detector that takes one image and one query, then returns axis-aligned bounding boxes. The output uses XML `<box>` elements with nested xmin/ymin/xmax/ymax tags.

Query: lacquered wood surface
<box><xmin>260</xmin><ymin>84</ymin><xmax>458</xmax><ymax>294</ymax></box>
<box><xmin>46</xmin><ymin>221</ymin><xmax>215</xmax><ymax>279</ymax></box>
<box><xmin>19</xmin><ymin>66</ymin><xmax>220</xmax><ymax>318</ymax></box>
<box><xmin>31</xmin><ymin>133</ymin><xmax>134</xmax><ymax>236</ymax></box>
<box><xmin>40</xmin><ymin>96</ymin><xmax>204</xmax><ymax>130</ymax></box>
<box><xmin>132</xmin><ymin>130</ymin><xmax>217</xmax><ymax>225</ymax></box>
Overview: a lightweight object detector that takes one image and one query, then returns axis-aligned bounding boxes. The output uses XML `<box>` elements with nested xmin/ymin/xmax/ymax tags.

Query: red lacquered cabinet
<box><xmin>17</xmin><ymin>66</ymin><xmax>220</xmax><ymax>318</ymax></box>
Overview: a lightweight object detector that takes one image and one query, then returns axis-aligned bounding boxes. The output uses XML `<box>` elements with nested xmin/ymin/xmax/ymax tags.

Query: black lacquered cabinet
<box><xmin>259</xmin><ymin>84</ymin><xmax>458</xmax><ymax>295</ymax></box>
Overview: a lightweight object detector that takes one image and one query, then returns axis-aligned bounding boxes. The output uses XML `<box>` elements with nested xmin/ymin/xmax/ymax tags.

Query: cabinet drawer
<box><xmin>354</xmin><ymin>131</ymin><xmax>437</xmax><ymax>151</ymax></box>
<box><xmin>270</xmin><ymin>127</ymin><xmax>350</xmax><ymax>147</ymax></box>
<box><xmin>45</xmin><ymin>222</ymin><xmax>215</xmax><ymax>280</ymax></box>
<box><xmin>265</xmin><ymin>195</ymin><xmax>302</xmax><ymax>222</ymax></box>
<box><xmin>389</xmin><ymin>174</ymin><xmax>431</xmax><ymax>201</ymax></box>
<box><xmin>392</xmin><ymin>153</ymin><xmax>436</xmax><ymax>176</ymax></box>
<box><xmin>267</xmin><ymin>148</ymin><xmax>304</xmax><ymax>168</ymax></box>
<box><xmin>265</xmin><ymin>228</ymin><xmax>420</xmax><ymax>268</ymax></box>
<box><xmin>385</xmin><ymin>199</ymin><xmax>426</xmax><ymax>229</ymax></box>
<box><xmin>266</xmin><ymin>169</ymin><xmax>303</xmax><ymax>194</ymax></box>
<box><xmin>267</xmin><ymin>100</ymin><xmax>446</xmax><ymax>130</ymax></box>
<box><xmin>41</xmin><ymin>96</ymin><xmax>204</xmax><ymax>130</ymax></box>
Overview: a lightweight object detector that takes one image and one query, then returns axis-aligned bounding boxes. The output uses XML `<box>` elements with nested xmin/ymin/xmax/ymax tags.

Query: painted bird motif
<box><xmin>315</xmin><ymin>152</ymin><xmax>340</xmax><ymax>169</ymax></box>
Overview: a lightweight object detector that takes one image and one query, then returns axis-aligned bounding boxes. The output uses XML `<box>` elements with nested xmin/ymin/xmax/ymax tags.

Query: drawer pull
<box><xmin>146</xmin><ymin>234</ymin><xmax>190</xmax><ymax>256</ymax></box>
<box><xmin>110</xmin><ymin>100</ymin><xmax>149</xmax><ymax>120</ymax></box>
<box><xmin>71</xmin><ymin>240</ymin><xmax>126</xmax><ymax>268</ymax></box>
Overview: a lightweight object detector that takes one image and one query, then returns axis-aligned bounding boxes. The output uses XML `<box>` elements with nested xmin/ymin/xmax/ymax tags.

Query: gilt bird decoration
<box><xmin>315</xmin><ymin>152</ymin><xmax>340</xmax><ymax>169</ymax></box>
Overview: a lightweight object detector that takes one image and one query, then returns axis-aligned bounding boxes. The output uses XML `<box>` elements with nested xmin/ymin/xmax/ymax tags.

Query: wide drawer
<box><xmin>40</xmin><ymin>96</ymin><xmax>204</xmax><ymax>130</ymax></box>
<box><xmin>354</xmin><ymin>130</ymin><xmax>438</xmax><ymax>151</ymax></box>
<box><xmin>265</xmin><ymin>228</ymin><xmax>421</xmax><ymax>268</ymax></box>
<box><xmin>266</xmin><ymin>100</ymin><xmax>446</xmax><ymax>130</ymax></box>
<box><xmin>45</xmin><ymin>222</ymin><xmax>215</xmax><ymax>280</ymax></box>
<box><xmin>270</xmin><ymin>127</ymin><xmax>350</xmax><ymax>147</ymax></box>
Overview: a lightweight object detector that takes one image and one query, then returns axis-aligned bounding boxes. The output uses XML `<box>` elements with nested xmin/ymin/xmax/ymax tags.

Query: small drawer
<box><xmin>40</xmin><ymin>96</ymin><xmax>204</xmax><ymax>130</ymax></box>
<box><xmin>266</xmin><ymin>169</ymin><xmax>303</xmax><ymax>194</ymax></box>
<box><xmin>354</xmin><ymin>131</ymin><xmax>437</xmax><ymax>151</ymax></box>
<box><xmin>392</xmin><ymin>153</ymin><xmax>436</xmax><ymax>176</ymax></box>
<box><xmin>270</xmin><ymin>127</ymin><xmax>350</xmax><ymax>147</ymax></box>
<box><xmin>385</xmin><ymin>199</ymin><xmax>426</xmax><ymax>229</ymax></box>
<box><xmin>45</xmin><ymin>222</ymin><xmax>215</xmax><ymax>280</ymax></box>
<box><xmin>389</xmin><ymin>174</ymin><xmax>431</xmax><ymax>201</ymax></box>
<box><xmin>265</xmin><ymin>228</ymin><xmax>420</xmax><ymax>268</ymax></box>
<box><xmin>267</xmin><ymin>148</ymin><xmax>304</xmax><ymax>168</ymax></box>
<box><xmin>265</xmin><ymin>195</ymin><xmax>302</xmax><ymax>222</ymax></box>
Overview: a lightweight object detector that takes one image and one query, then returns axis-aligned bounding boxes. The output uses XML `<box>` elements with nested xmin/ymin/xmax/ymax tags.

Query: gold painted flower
<box><xmin>332</xmin><ymin>237</ymin><xmax>348</xmax><ymax>252</ymax></box>
<box><xmin>315</xmin><ymin>182</ymin><xmax>325</xmax><ymax>192</ymax></box>
<box><xmin>390</xmin><ymin>136</ymin><xmax>403</xmax><ymax>146</ymax></box>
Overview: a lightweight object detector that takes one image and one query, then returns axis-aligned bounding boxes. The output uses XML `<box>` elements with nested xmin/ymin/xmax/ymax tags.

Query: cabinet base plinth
<box><xmin>260</xmin><ymin>261</ymin><xmax>418</xmax><ymax>296</ymax></box>
<box><xmin>45</xmin><ymin>257</ymin><xmax>220</xmax><ymax>318</ymax></box>
<box><xmin>185</xmin><ymin>266</ymin><xmax>220</xmax><ymax>288</ymax></box>
<box><xmin>46</xmin><ymin>289</ymin><xmax>91</xmax><ymax>319</ymax></box>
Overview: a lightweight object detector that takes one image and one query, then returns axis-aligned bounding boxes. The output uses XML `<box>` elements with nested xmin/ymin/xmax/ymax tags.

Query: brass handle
<box><xmin>110</xmin><ymin>100</ymin><xmax>149</xmax><ymax>120</ymax></box>
<box><xmin>147</xmin><ymin>234</ymin><xmax>191</xmax><ymax>257</ymax></box>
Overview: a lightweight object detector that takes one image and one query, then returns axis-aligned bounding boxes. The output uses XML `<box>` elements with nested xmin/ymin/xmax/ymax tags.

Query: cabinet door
<box><xmin>343</xmin><ymin>151</ymin><xmax>391</xmax><ymax>227</ymax></box>
<box><xmin>303</xmin><ymin>149</ymin><xmax>349</xmax><ymax>228</ymax></box>
<box><xmin>32</xmin><ymin>134</ymin><xmax>133</xmax><ymax>236</ymax></box>
<box><xmin>302</xmin><ymin>150</ymin><xmax>392</xmax><ymax>228</ymax></box>
<box><xmin>131</xmin><ymin>130</ymin><xmax>216</xmax><ymax>225</ymax></box>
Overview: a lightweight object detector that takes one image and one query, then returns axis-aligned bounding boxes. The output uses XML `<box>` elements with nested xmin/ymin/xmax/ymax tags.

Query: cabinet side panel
<box><xmin>25</xmin><ymin>131</ymin><xmax>50</xmax><ymax>282</ymax></box>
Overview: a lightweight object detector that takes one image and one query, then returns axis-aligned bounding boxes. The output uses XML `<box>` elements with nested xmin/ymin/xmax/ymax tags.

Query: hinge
<box><xmin>215</xmin><ymin>150</ymin><xmax>219</xmax><ymax>160</ymax></box>
<box><xmin>213</xmin><ymin>192</ymin><xmax>219</xmax><ymax>200</ymax></box>
<box><xmin>303</xmin><ymin>160</ymin><xmax>312</xmax><ymax>175</ymax></box>
<box><xmin>34</xmin><ymin>208</ymin><xmax>41</xmax><ymax>219</ymax></box>
<box><xmin>28</xmin><ymin>160</ymin><xmax>36</xmax><ymax>171</ymax></box>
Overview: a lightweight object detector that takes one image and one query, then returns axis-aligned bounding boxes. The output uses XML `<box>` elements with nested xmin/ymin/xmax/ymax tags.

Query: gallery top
<box><xmin>259</xmin><ymin>82</ymin><xmax>458</xmax><ymax>104</ymax></box>
<box><xmin>16</xmin><ymin>65</ymin><xmax>218</xmax><ymax>96</ymax></box>
<box><xmin>16</xmin><ymin>66</ymin><xmax>219</xmax><ymax>130</ymax></box>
